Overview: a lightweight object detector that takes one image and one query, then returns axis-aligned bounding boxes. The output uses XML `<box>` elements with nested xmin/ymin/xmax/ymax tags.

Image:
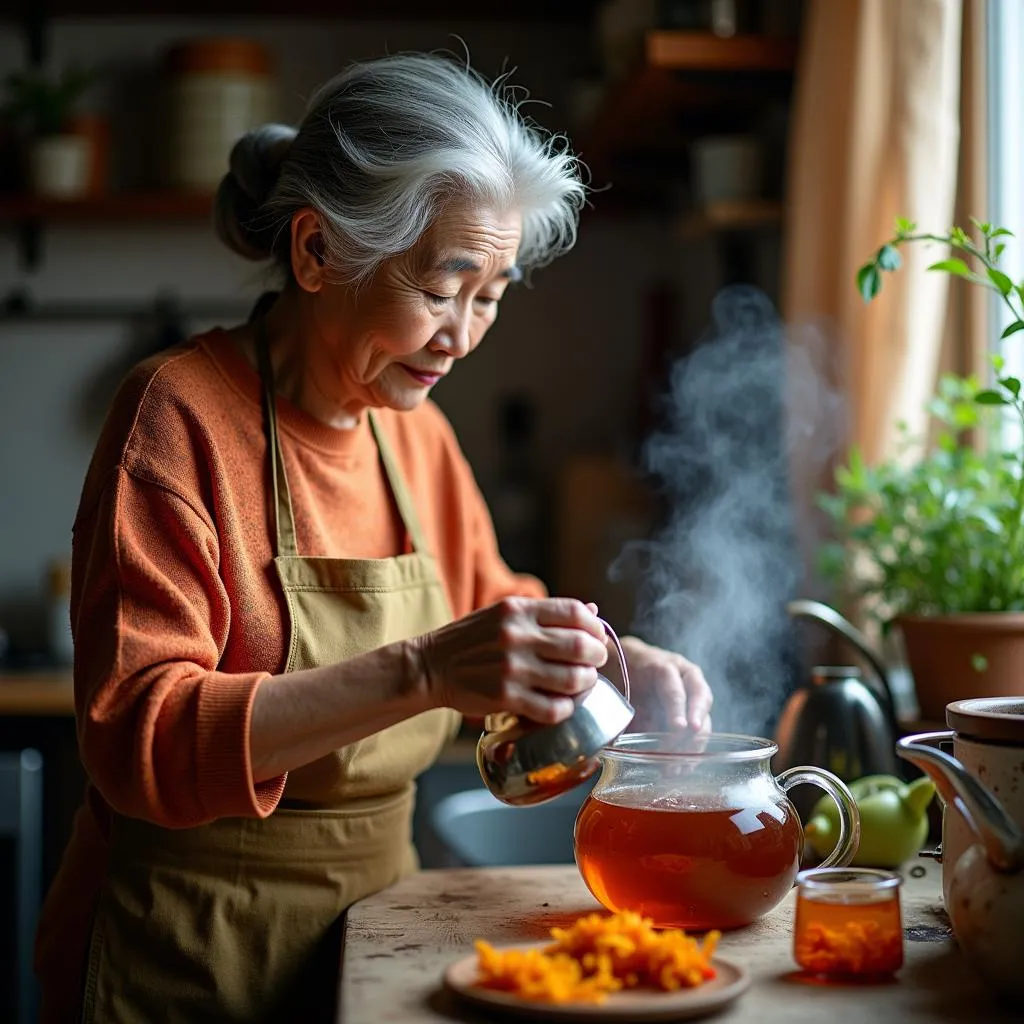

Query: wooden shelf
<box><xmin>0</xmin><ymin>673</ymin><xmax>74</xmax><ymax>717</ymax></box>
<box><xmin>579</xmin><ymin>32</ymin><xmax>798</xmax><ymax>198</ymax></box>
<box><xmin>646</xmin><ymin>31</ymin><xmax>799</xmax><ymax>72</ymax></box>
<box><xmin>679</xmin><ymin>198</ymin><xmax>784</xmax><ymax>237</ymax></box>
<box><xmin>0</xmin><ymin>192</ymin><xmax>214</xmax><ymax>224</ymax></box>
<box><xmin>4</xmin><ymin>0</ymin><xmax>598</xmax><ymax>19</ymax></box>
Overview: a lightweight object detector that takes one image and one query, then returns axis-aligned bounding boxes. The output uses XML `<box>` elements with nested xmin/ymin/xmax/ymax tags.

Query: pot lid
<box><xmin>947</xmin><ymin>697</ymin><xmax>1024</xmax><ymax>744</ymax></box>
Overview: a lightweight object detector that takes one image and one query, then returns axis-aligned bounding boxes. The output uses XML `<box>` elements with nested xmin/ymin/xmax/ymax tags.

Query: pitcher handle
<box><xmin>777</xmin><ymin>766</ymin><xmax>861</xmax><ymax>868</ymax></box>
<box><xmin>598</xmin><ymin>618</ymin><xmax>631</xmax><ymax>704</ymax></box>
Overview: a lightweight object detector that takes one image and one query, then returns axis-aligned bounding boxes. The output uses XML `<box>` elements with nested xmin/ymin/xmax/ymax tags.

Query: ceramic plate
<box><xmin>442</xmin><ymin>942</ymin><xmax>750</xmax><ymax>1021</ymax></box>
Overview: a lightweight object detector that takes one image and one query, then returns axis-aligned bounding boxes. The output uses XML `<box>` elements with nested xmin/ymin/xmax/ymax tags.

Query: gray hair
<box><xmin>214</xmin><ymin>52</ymin><xmax>587</xmax><ymax>283</ymax></box>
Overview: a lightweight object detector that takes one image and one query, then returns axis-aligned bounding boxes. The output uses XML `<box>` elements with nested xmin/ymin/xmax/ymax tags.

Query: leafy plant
<box><xmin>1</xmin><ymin>66</ymin><xmax>96</xmax><ymax>138</ymax></box>
<box><xmin>820</xmin><ymin>218</ymin><xmax>1024</xmax><ymax>622</ymax></box>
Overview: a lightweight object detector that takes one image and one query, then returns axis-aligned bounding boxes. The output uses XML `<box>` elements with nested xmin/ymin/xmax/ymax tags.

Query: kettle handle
<box><xmin>598</xmin><ymin>618</ymin><xmax>631</xmax><ymax>704</ymax></box>
<box><xmin>787</xmin><ymin>599</ymin><xmax>898</xmax><ymax>723</ymax></box>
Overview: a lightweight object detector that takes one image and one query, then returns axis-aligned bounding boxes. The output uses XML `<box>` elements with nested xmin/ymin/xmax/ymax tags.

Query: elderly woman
<box><xmin>34</xmin><ymin>53</ymin><xmax>711</xmax><ymax>1023</ymax></box>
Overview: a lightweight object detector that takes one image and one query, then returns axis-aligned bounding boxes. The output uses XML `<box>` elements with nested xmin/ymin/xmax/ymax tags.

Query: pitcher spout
<box><xmin>897</xmin><ymin>732</ymin><xmax>1024</xmax><ymax>874</ymax></box>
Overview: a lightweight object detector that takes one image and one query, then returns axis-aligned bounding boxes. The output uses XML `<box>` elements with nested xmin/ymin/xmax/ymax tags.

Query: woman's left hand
<box><xmin>617</xmin><ymin>635</ymin><xmax>713</xmax><ymax>734</ymax></box>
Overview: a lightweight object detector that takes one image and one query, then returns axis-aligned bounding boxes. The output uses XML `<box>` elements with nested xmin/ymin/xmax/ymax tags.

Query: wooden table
<box><xmin>341</xmin><ymin>861</ymin><xmax>1015</xmax><ymax>1023</ymax></box>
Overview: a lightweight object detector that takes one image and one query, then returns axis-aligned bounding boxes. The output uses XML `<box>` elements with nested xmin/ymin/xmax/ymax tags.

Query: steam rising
<box><xmin>616</xmin><ymin>286</ymin><xmax>845</xmax><ymax>735</ymax></box>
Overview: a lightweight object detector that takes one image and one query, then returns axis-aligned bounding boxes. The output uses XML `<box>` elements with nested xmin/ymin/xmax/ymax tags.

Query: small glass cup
<box><xmin>793</xmin><ymin>868</ymin><xmax>904</xmax><ymax>980</ymax></box>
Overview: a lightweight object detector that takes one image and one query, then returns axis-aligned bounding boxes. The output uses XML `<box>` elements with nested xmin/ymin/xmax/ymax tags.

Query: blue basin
<box><xmin>428</xmin><ymin>782</ymin><xmax>595</xmax><ymax>867</ymax></box>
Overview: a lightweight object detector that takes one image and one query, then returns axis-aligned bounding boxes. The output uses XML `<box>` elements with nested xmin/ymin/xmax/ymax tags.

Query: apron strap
<box><xmin>368</xmin><ymin>410</ymin><xmax>430</xmax><ymax>556</ymax></box>
<box><xmin>254</xmin><ymin>317</ymin><xmax>430</xmax><ymax>559</ymax></box>
<box><xmin>255</xmin><ymin>319</ymin><xmax>300</xmax><ymax>558</ymax></box>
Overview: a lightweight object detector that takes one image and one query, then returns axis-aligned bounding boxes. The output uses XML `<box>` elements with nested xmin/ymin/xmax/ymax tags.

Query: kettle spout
<box><xmin>898</xmin><ymin>732</ymin><xmax>1024</xmax><ymax>874</ymax></box>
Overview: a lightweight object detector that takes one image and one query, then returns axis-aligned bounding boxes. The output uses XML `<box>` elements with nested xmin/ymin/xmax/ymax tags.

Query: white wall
<box><xmin>0</xmin><ymin>17</ymin><xmax>727</xmax><ymax>649</ymax></box>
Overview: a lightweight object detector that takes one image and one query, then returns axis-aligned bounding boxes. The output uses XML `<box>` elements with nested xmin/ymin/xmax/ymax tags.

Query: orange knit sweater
<box><xmin>34</xmin><ymin>328</ymin><xmax>544</xmax><ymax>1021</ymax></box>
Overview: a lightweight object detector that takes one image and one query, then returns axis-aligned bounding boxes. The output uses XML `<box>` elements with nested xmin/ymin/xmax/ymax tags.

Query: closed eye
<box><xmin>425</xmin><ymin>291</ymin><xmax>453</xmax><ymax>306</ymax></box>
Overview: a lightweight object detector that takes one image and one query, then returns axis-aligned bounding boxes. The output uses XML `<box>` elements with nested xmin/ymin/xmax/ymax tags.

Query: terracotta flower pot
<box><xmin>897</xmin><ymin>613</ymin><xmax>1024</xmax><ymax>721</ymax></box>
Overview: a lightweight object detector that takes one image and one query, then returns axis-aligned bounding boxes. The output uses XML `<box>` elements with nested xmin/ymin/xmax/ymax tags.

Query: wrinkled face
<box><xmin>306</xmin><ymin>205</ymin><xmax>522</xmax><ymax>414</ymax></box>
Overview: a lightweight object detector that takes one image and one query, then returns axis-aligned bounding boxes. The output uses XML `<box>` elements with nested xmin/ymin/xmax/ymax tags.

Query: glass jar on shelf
<box><xmin>163</xmin><ymin>38</ymin><xmax>277</xmax><ymax>192</ymax></box>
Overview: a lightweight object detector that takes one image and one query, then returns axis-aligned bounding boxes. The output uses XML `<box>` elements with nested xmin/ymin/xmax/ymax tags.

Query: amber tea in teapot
<box><xmin>574</xmin><ymin>733</ymin><xmax>860</xmax><ymax>930</ymax></box>
<box><xmin>576</xmin><ymin>794</ymin><xmax>803</xmax><ymax>930</ymax></box>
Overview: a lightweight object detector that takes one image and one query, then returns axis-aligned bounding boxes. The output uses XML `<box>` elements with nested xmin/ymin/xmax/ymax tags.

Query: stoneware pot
<box><xmin>942</xmin><ymin>698</ymin><xmax>1024</xmax><ymax>907</ymax></box>
<box><xmin>897</xmin><ymin>613</ymin><xmax>1024</xmax><ymax>722</ymax></box>
<box><xmin>898</xmin><ymin>698</ymin><xmax>1024</xmax><ymax>1002</ymax></box>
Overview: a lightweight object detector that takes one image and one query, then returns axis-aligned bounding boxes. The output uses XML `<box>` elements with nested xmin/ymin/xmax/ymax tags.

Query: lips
<box><xmin>400</xmin><ymin>365</ymin><xmax>446</xmax><ymax>386</ymax></box>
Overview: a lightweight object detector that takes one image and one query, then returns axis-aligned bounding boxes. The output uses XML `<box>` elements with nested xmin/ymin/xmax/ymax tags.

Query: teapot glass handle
<box><xmin>598</xmin><ymin>618</ymin><xmax>631</xmax><ymax>704</ymax></box>
<box><xmin>777</xmin><ymin>766</ymin><xmax>861</xmax><ymax>868</ymax></box>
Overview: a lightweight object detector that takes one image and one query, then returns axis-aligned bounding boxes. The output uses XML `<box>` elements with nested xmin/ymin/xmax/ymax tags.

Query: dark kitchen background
<box><xmin>0</xmin><ymin>2</ymin><xmax>835</xmax><ymax>1019</ymax></box>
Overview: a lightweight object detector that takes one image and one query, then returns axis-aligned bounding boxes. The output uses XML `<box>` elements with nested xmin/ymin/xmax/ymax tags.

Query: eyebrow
<box><xmin>435</xmin><ymin>255</ymin><xmax>522</xmax><ymax>282</ymax></box>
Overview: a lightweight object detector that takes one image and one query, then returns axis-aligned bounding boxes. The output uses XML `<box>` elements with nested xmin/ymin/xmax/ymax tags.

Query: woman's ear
<box><xmin>290</xmin><ymin>209</ymin><xmax>326</xmax><ymax>292</ymax></box>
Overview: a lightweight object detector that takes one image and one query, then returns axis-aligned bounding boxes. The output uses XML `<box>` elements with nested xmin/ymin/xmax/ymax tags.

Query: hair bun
<box><xmin>229</xmin><ymin>123</ymin><xmax>296</xmax><ymax>203</ymax></box>
<box><xmin>214</xmin><ymin>123</ymin><xmax>297</xmax><ymax>261</ymax></box>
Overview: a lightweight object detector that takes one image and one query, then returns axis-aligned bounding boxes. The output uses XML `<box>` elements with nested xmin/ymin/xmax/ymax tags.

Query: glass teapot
<box><xmin>574</xmin><ymin>733</ymin><xmax>861</xmax><ymax>930</ymax></box>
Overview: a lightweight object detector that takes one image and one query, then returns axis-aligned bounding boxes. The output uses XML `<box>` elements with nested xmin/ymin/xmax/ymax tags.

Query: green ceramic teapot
<box><xmin>805</xmin><ymin>774</ymin><xmax>935</xmax><ymax>868</ymax></box>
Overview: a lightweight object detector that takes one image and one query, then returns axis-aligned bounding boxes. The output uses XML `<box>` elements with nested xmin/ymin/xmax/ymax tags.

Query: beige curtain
<box><xmin>941</xmin><ymin>0</ymin><xmax>988</xmax><ymax>390</ymax></box>
<box><xmin>783</xmin><ymin>0</ymin><xmax>965</xmax><ymax>468</ymax></box>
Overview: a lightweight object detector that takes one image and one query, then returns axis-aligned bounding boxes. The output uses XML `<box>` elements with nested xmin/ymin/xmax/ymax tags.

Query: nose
<box><xmin>430</xmin><ymin>307</ymin><xmax>472</xmax><ymax>359</ymax></box>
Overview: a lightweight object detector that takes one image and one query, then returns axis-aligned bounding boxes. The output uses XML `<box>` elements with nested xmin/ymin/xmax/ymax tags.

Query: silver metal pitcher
<box><xmin>776</xmin><ymin>600</ymin><xmax>902</xmax><ymax>785</ymax></box>
<box><xmin>476</xmin><ymin>619</ymin><xmax>635</xmax><ymax>807</ymax></box>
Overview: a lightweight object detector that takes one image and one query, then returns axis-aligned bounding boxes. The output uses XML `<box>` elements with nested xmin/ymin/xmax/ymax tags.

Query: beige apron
<box><xmin>80</xmin><ymin>326</ymin><xmax>460</xmax><ymax>1023</ymax></box>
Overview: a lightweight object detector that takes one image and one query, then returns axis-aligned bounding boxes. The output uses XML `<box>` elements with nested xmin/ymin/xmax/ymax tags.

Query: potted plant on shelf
<box><xmin>1</xmin><ymin>65</ymin><xmax>97</xmax><ymax>199</ymax></box>
<box><xmin>819</xmin><ymin>217</ymin><xmax>1024</xmax><ymax>722</ymax></box>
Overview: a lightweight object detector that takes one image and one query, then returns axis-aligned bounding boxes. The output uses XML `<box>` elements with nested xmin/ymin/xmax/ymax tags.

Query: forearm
<box><xmin>248</xmin><ymin>638</ymin><xmax>435</xmax><ymax>782</ymax></box>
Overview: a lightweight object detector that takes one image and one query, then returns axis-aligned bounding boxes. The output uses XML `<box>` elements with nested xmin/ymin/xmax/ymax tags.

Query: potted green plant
<box><xmin>2</xmin><ymin>65</ymin><xmax>96</xmax><ymax>198</ymax></box>
<box><xmin>819</xmin><ymin>217</ymin><xmax>1024</xmax><ymax>721</ymax></box>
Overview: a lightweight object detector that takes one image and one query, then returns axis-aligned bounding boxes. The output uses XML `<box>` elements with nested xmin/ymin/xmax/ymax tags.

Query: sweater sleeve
<box><xmin>71</xmin><ymin>465</ymin><xmax>286</xmax><ymax>827</ymax></box>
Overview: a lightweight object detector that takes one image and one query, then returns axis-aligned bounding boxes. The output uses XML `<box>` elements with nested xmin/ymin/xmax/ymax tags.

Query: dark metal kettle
<box><xmin>776</xmin><ymin>600</ymin><xmax>903</xmax><ymax>794</ymax></box>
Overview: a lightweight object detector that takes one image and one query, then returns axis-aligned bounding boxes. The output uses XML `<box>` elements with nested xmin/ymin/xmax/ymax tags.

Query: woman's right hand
<box><xmin>414</xmin><ymin>597</ymin><xmax>609</xmax><ymax>724</ymax></box>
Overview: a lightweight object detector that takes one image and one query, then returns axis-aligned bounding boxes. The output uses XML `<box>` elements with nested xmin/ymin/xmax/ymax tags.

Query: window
<box><xmin>988</xmin><ymin>0</ymin><xmax>1024</xmax><ymax>446</ymax></box>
